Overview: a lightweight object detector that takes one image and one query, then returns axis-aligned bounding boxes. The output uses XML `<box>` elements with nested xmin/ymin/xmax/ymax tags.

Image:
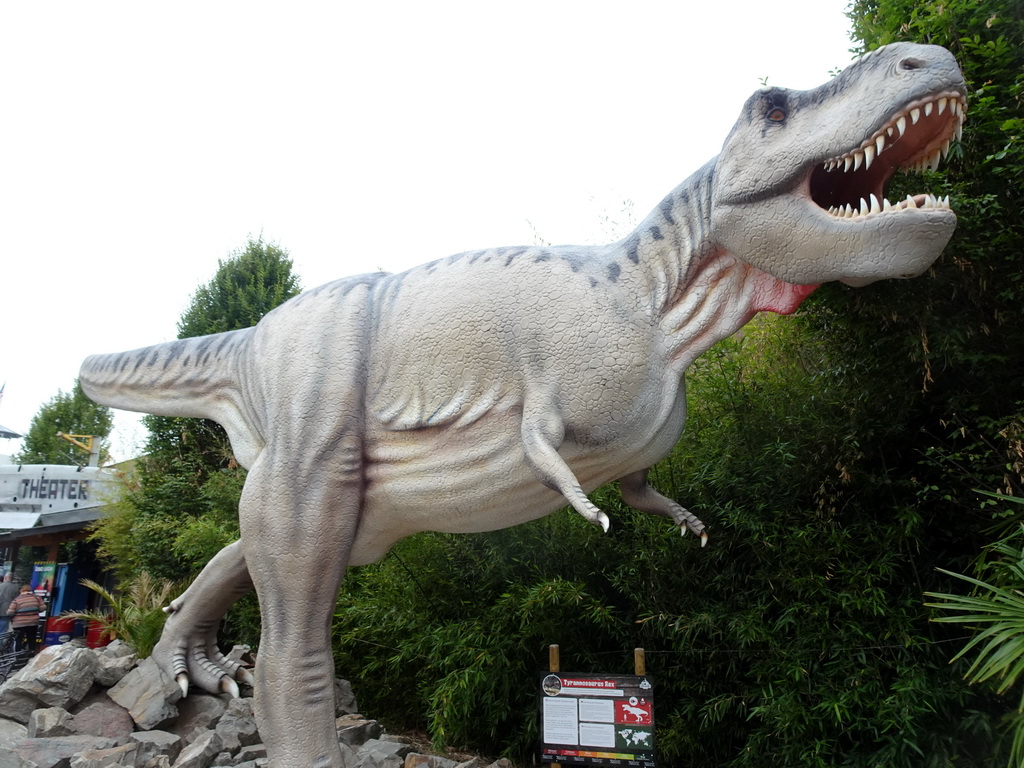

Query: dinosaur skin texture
<box><xmin>81</xmin><ymin>43</ymin><xmax>966</xmax><ymax>767</ymax></box>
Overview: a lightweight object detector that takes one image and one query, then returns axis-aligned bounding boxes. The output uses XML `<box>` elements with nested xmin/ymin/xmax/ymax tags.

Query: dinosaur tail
<box><xmin>80</xmin><ymin>328</ymin><xmax>254</xmax><ymax>424</ymax></box>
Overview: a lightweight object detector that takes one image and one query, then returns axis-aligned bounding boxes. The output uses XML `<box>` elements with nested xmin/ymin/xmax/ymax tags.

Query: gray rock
<box><xmin>131</xmin><ymin>730</ymin><xmax>182</xmax><ymax>764</ymax></box>
<box><xmin>71</xmin><ymin>695</ymin><xmax>134</xmax><ymax>743</ymax></box>
<box><xmin>0</xmin><ymin>645</ymin><xmax>98</xmax><ymax>723</ymax></box>
<box><xmin>223</xmin><ymin>646</ymin><xmax>249</xmax><ymax>666</ymax></box>
<box><xmin>100</xmin><ymin>641</ymin><xmax>134</xmax><ymax>660</ymax></box>
<box><xmin>69</xmin><ymin>742</ymin><xmax>139</xmax><ymax>768</ymax></box>
<box><xmin>171</xmin><ymin>729</ymin><xmax>222</xmax><ymax>768</ymax></box>
<box><xmin>336</xmin><ymin>714</ymin><xmax>383</xmax><ymax>747</ymax></box>
<box><xmin>404</xmin><ymin>755</ymin><xmax>457</xmax><ymax>768</ymax></box>
<box><xmin>8</xmin><ymin>735</ymin><xmax>117</xmax><ymax>768</ymax></box>
<box><xmin>108</xmin><ymin>657</ymin><xmax>181</xmax><ymax>730</ymax></box>
<box><xmin>212</xmin><ymin>698</ymin><xmax>258</xmax><ymax>755</ymax></box>
<box><xmin>170</xmin><ymin>694</ymin><xmax>227</xmax><ymax>744</ymax></box>
<box><xmin>357</xmin><ymin>738</ymin><xmax>414</xmax><ymax>768</ymax></box>
<box><xmin>141</xmin><ymin>758</ymin><xmax>173</xmax><ymax>768</ymax></box>
<box><xmin>233</xmin><ymin>744</ymin><xmax>267</xmax><ymax>763</ymax></box>
<box><xmin>339</xmin><ymin>743</ymin><xmax>360</xmax><ymax>768</ymax></box>
<box><xmin>27</xmin><ymin>707</ymin><xmax>75</xmax><ymax>739</ymax></box>
<box><xmin>0</xmin><ymin>716</ymin><xmax>28</xmax><ymax>751</ymax></box>
<box><xmin>483</xmin><ymin>761</ymin><xmax>513</xmax><ymax>768</ymax></box>
<box><xmin>335</xmin><ymin>678</ymin><xmax>358</xmax><ymax>716</ymax></box>
<box><xmin>452</xmin><ymin>760</ymin><xmax>485</xmax><ymax>768</ymax></box>
<box><xmin>94</xmin><ymin>652</ymin><xmax>136</xmax><ymax>688</ymax></box>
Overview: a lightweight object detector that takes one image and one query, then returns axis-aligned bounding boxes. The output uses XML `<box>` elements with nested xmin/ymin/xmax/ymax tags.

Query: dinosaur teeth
<box><xmin>824</xmin><ymin>192</ymin><xmax>951</xmax><ymax>218</ymax></box>
<box><xmin>820</xmin><ymin>93</ymin><xmax>967</xmax><ymax>176</ymax></box>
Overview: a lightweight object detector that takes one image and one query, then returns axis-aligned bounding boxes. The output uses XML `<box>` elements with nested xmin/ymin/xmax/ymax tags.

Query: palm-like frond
<box><xmin>926</xmin><ymin>515</ymin><xmax>1024</xmax><ymax>767</ymax></box>
<box><xmin>62</xmin><ymin>571</ymin><xmax>181</xmax><ymax>658</ymax></box>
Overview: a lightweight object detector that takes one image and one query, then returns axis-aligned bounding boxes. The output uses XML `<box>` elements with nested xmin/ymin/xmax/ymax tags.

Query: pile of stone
<box><xmin>0</xmin><ymin>642</ymin><xmax>510</xmax><ymax>768</ymax></box>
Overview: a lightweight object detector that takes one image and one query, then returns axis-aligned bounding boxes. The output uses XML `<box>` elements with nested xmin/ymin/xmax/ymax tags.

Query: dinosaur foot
<box><xmin>676</xmin><ymin>508</ymin><xmax>709</xmax><ymax>547</ymax></box>
<box><xmin>152</xmin><ymin>611</ymin><xmax>253</xmax><ymax>698</ymax></box>
<box><xmin>573</xmin><ymin>501</ymin><xmax>611</xmax><ymax>533</ymax></box>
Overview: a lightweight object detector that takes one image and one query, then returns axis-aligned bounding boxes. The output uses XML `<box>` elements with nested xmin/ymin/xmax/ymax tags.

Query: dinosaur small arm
<box><xmin>81</xmin><ymin>43</ymin><xmax>966</xmax><ymax>767</ymax></box>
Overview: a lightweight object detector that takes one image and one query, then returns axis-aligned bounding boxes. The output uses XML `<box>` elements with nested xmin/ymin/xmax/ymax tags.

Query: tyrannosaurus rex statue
<box><xmin>81</xmin><ymin>43</ymin><xmax>966</xmax><ymax>767</ymax></box>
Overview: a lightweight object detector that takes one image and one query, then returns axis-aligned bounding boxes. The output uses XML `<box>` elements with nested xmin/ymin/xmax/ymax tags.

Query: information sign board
<box><xmin>539</xmin><ymin>672</ymin><xmax>655</xmax><ymax>767</ymax></box>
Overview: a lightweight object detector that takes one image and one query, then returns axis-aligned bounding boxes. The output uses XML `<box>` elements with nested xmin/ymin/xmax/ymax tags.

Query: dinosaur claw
<box><xmin>237</xmin><ymin>667</ymin><xmax>255</xmax><ymax>686</ymax></box>
<box><xmin>163</xmin><ymin>605</ymin><xmax>174</xmax><ymax>615</ymax></box>
<box><xmin>598</xmin><ymin>512</ymin><xmax>610</xmax><ymax>533</ymax></box>
<box><xmin>700</xmin><ymin>531</ymin><xmax>709</xmax><ymax>548</ymax></box>
<box><xmin>175</xmin><ymin>673</ymin><xmax>190</xmax><ymax>697</ymax></box>
<box><xmin>220</xmin><ymin>676</ymin><xmax>240</xmax><ymax>698</ymax></box>
<box><xmin>680</xmin><ymin>525</ymin><xmax>687</xmax><ymax>537</ymax></box>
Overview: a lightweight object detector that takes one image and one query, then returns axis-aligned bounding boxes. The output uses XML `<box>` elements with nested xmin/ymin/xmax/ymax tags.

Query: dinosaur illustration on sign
<box><xmin>81</xmin><ymin>43</ymin><xmax>966</xmax><ymax>767</ymax></box>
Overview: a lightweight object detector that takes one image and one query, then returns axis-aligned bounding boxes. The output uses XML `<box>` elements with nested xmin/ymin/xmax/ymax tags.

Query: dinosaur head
<box><xmin>710</xmin><ymin>42</ymin><xmax>967</xmax><ymax>287</ymax></box>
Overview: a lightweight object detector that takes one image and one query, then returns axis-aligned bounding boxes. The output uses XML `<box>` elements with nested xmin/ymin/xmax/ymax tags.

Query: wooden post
<box><xmin>549</xmin><ymin>644</ymin><xmax>560</xmax><ymax>673</ymax></box>
<box><xmin>634</xmin><ymin>647</ymin><xmax>646</xmax><ymax>676</ymax></box>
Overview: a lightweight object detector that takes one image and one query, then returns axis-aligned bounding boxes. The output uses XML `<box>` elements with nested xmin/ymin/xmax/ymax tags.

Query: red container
<box><xmin>42</xmin><ymin>616</ymin><xmax>76</xmax><ymax>647</ymax></box>
<box><xmin>85</xmin><ymin>620</ymin><xmax>111</xmax><ymax>649</ymax></box>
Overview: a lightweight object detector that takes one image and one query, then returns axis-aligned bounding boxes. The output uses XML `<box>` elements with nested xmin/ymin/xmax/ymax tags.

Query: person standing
<box><xmin>0</xmin><ymin>575</ymin><xmax>19</xmax><ymax>635</ymax></box>
<box><xmin>8</xmin><ymin>584</ymin><xmax>45</xmax><ymax>651</ymax></box>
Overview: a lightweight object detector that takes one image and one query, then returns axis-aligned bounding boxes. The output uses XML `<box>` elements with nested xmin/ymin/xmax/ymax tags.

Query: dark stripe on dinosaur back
<box><xmin>560</xmin><ymin>252</ymin><xmax>584</xmax><ymax>272</ymax></box>
<box><xmin>648</xmin><ymin>226</ymin><xmax>663</xmax><ymax>241</ymax></box>
<box><xmin>659</xmin><ymin>197</ymin><xmax>676</xmax><ymax>226</ymax></box>
<box><xmin>163</xmin><ymin>339</ymin><xmax>189</xmax><ymax>370</ymax></box>
<box><xmin>214</xmin><ymin>334</ymin><xmax>237</xmax><ymax>357</ymax></box>
<box><xmin>608</xmin><ymin>263</ymin><xmax>621</xmax><ymax>283</ymax></box>
<box><xmin>626</xmin><ymin>234</ymin><xmax>640</xmax><ymax>265</ymax></box>
<box><xmin>503</xmin><ymin>247</ymin><xmax>528</xmax><ymax>267</ymax></box>
<box><xmin>195</xmin><ymin>336</ymin><xmax>217</xmax><ymax>366</ymax></box>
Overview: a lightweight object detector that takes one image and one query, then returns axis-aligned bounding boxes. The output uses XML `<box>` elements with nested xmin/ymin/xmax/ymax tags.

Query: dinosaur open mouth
<box><xmin>808</xmin><ymin>91</ymin><xmax>967</xmax><ymax>218</ymax></box>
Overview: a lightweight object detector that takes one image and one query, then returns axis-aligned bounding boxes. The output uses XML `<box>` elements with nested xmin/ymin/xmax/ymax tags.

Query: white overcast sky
<box><xmin>0</xmin><ymin>1</ymin><xmax>856</xmax><ymax>462</ymax></box>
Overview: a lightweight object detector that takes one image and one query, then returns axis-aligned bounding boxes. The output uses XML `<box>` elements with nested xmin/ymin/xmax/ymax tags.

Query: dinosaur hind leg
<box><xmin>241</xmin><ymin>445</ymin><xmax>363</xmax><ymax>768</ymax></box>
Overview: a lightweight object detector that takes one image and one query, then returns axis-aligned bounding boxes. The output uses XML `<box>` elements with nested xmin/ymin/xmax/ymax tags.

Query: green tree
<box><xmin>91</xmin><ymin>237</ymin><xmax>300</xmax><ymax>646</ymax></box>
<box><xmin>14</xmin><ymin>379</ymin><xmax>113</xmax><ymax>465</ymax></box>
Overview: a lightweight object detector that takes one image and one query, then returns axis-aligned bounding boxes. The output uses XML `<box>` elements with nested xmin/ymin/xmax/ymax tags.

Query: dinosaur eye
<box><xmin>767</xmin><ymin>108</ymin><xmax>786</xmax><ymax>122</ymax></box>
